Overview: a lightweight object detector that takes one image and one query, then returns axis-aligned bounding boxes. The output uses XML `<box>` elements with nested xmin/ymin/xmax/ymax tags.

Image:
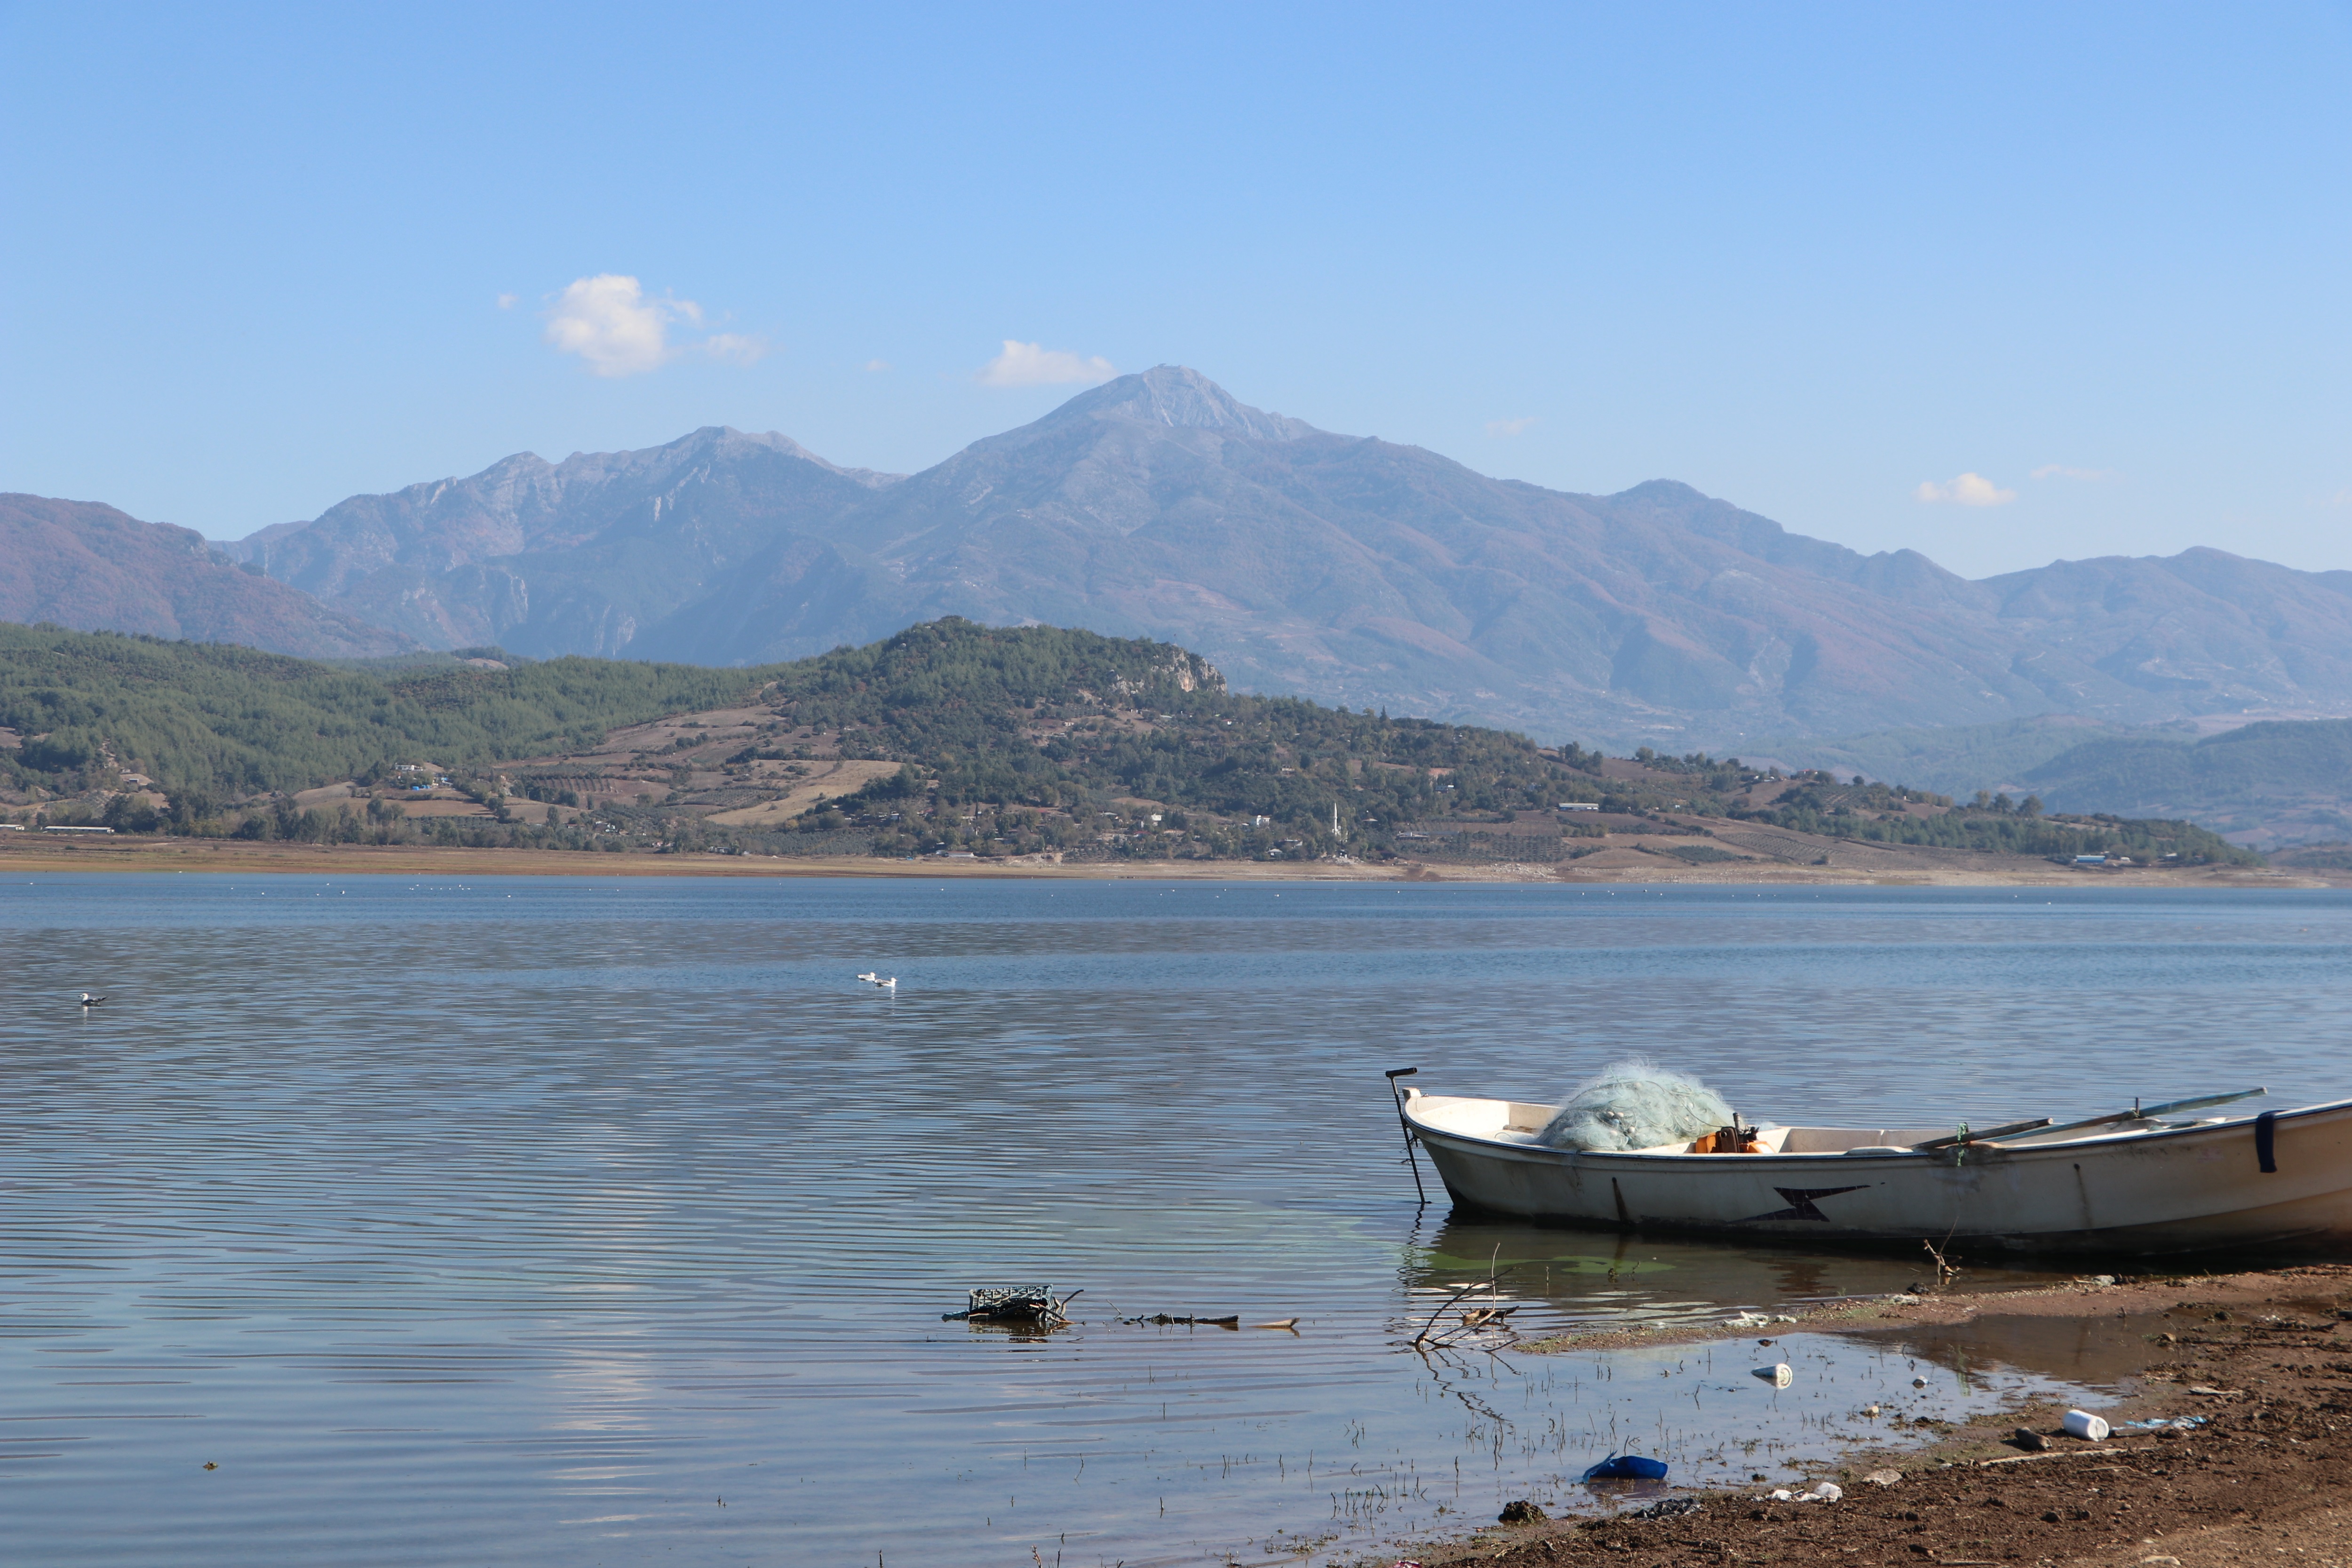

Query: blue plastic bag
<box><xmin>1583</xmin><ymin>1453</ymin><xmax>1669</xmax><ymax>1481</ymax></box>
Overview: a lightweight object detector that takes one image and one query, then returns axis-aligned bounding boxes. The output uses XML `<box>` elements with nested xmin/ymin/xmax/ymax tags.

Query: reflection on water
<box><xmin>2</xmin><ymin>876</ymin><xmax>2347</xmax><ymax>1567</ymax></box>
<box><xmin>1883</xmin><ymin>1311</ymin><xmax>2181</xmax><ymax>1390</ymax></box>
<box><xmin>1409</xmin><ymin>1216</ymin><xmax>1997</xmax><ymax>1336</ymax></box>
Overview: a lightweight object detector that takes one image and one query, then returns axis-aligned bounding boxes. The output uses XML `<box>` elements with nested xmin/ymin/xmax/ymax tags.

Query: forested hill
<box><xmin>0</xmin><ymin>616</ymin><xmax>1581</xmax><ymax>822</ymax></box>
<box><xmin>0</xmin><ymin>618</ymin><xmax>2254</xmax><ymax>867</ymax></box>
<box><xmin>0</xmin><ymin>623</ymin><xmax>784</xmax><ymax>798</ymax></box>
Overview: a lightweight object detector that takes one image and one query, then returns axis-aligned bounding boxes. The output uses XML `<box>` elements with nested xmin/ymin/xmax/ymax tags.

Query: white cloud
<box><xmin>541</xmin><ymin>274</ymin><xmax>766</xmax><ymax>376</ymax></box>
<box><xmin>544</xmin><ymin>275</ymin><xmax>685</xmax><ymax>376</ymax></box>
<box><xmin>2032</xmin><ymin>463</ymin><xmax>2119</xmax><ymax>482</ymax></box>
<box><xmin>977</xmin><ymin>339</ymin><xmax>1116</xmax><ymax>387</ymax></box>
<box><xmin>699</xmin><ymin>333</ymin><xmax>769</xmax><ymax>366</ymax></box>
<box><xmin>1915</xmin><ymin>472</ymin><xmax>2018</xmax><ymax>507</ymax></box>
<box><xmin>495</xmin><ymin>293</ymin><xmax>518</xmax><ymax>310</ymax></box>
<box><xmin>865</xmin><ymin>358</ymin><xmax>892</xmax><ymax>373</ymax></box>
<box><xmin>1486</xmin><ymin>416</ymin><xmax>1538</xmax><ymax>438</ymax></box>
<box><xmin>2331</xmin><ymin>488</ymin><xmax>2352</xmax><ymax>508</ymax></box>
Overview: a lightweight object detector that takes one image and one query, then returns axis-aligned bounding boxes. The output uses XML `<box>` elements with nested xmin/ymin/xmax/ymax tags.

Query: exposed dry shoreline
<box><xmin>0</xmin><ymin>836</ymin><xmax>2331</xmax><ymax>886</ymax></box>
<box><xmin>1399</xmin><ymin>1265</ymin><xmax>2352</xmax><ymax>1568</ymax></box>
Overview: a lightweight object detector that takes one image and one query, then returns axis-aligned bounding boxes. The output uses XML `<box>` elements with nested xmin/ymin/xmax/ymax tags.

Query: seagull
<box><xmin>79</xmin><ymin>992</ymin><xmax>106</xmax><ymax>1008</ymax></box>
<box><xmin>856</xmin><ymin>971</ymin><xmax>880</xmax><ymax>984</ymax></box>
<box><xmin>873</xmin><ymin>976</ymin><xmax>897</xmax><ymax>990</ymax></box>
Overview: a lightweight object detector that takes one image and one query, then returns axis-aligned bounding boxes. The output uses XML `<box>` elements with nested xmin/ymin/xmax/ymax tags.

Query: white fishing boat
<box><xmin>1397</xmin><ymin>1084</ymin><xmax>2352</xmax><ymax>1254</ymax></box>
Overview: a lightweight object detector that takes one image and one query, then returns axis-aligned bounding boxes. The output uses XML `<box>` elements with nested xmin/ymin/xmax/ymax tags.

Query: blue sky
<box><xmin>2</xmin><ymin>3</ymin><xmax>2346</xmax><ymax>579</ymax></box>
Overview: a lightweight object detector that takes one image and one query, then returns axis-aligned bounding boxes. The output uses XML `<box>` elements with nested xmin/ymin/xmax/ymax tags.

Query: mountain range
<box><xmin>14</xmin><ymin>368</ymin><xmax>2352</xmax><ymax>751</ymax></box>
<box><xmin>0</xmin><ymin>494</ymin><xmax>411</xmax><ymax>660</ymax></box>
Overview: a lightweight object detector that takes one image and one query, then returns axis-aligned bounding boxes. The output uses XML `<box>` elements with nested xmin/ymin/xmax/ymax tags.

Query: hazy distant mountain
<box><xmin>2014</xmin><ymin>719</ymin><xmax>2352</xmax><ymax>850</ymax></box>
<box><xmin>0</xmin><ymin>494</ymin><xmax>413</xmax><ymax>660</ymax></box>
<box><xmin>1748</xmin><ymin>715</ymin><xmax>2155</xmax><ymax>801</ymax></box>
<box><xmin>224</xmin><ymin>368</ymin><xmax>2352</xmax><ymax>748</ymax></box>
<box><xmin>223</xmin><ymin>427</ymin><xmax>898</xmax><ymax>655</ymax></box>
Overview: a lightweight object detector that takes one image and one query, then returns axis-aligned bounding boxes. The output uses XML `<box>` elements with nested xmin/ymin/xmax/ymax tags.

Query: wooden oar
<box><xmin>1913</xmin><ymin>1089</ymin><xmax>2268</xmax><ymax>1154</ymax></box>
<box><xmin>1976</xmin><ymin>1087</ymin><xmax>2268</xmax><ymax>1149</ymax></box>
<box><xmin>1911</xmin><ymin>1117</ymin><xmax>2051</xmax><ymax>1152</ymax></box>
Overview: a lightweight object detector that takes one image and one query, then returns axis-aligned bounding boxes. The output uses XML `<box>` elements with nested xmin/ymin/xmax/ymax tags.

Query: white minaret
<box><xmin>1332</xmin><ymin>802</ymin><xmax>1342</xmax><ymax>838</ymax></box>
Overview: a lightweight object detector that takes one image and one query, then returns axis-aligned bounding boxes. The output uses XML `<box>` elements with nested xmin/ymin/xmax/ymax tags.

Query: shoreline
<box><xmin>1400</xmin><ymin>1264</ymin><xmax>2352</xmax><ymax>1568</ymax></box>
<box><xmin>0</xmin><ymin>837</ymin><xmax>2333</xmax><ymax>886</ymax></box>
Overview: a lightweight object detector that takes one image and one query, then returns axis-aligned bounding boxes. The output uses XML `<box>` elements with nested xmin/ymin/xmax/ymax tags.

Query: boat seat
<box><xmin>1779</xmin><ymin>1127</ymin><xmax>1950</xmax><ymax>1153</ymax></box>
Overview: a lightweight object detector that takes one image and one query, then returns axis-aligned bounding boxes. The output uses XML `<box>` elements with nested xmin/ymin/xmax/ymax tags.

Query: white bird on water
<box><xmin>873</xmin><ymin>976</ymin><xmax>897</xmax><ymax>991</ymax></box>
<box><xmin>79</xmin><ymin>992</ymin><xmax>106</xmax><ymax>1008</ymax></box>
<box><xmin>856</xmin><ymin>971</ymin><xmax>880</xmax><ymax>984</ymax></box>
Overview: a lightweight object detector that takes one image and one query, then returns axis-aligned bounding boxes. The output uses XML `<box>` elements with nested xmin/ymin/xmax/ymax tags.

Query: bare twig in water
<box><xmin>1457</xmin><ymin>1304</ymin><xmax>1521</xmax><ymax>1331</ymax></box>
<box><xmin>1412</xmin><ymin>1280</ymin><xmax>1490</xmax><ymax>1347</ymax></box>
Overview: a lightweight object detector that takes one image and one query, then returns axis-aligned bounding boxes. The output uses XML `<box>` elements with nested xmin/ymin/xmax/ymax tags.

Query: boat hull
<box><xmin>1403</xmin><ymin>1092</ymin><xmax>2352</xmax><ymax>1255</ymax></box>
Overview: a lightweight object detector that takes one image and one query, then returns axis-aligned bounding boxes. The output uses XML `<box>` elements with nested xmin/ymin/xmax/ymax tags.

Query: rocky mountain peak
<box><xmin>982</xmin><ymin>366</ymin><xmax>1318</xmax><ymax>453</ymax></box>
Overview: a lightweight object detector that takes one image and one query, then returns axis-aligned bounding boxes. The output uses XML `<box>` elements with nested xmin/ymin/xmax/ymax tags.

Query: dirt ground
<box><xmin>1405</xmin><ymin>1266</ymin><xmax>2352</xmax><ymax>1568</ymax></box>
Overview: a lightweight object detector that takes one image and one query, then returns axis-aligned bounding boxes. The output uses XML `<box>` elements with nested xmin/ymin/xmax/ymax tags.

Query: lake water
<box><xmin>5</xmin><ymin>876</ymin><xmax>2351</xmax><ymax>1567</ymax></box>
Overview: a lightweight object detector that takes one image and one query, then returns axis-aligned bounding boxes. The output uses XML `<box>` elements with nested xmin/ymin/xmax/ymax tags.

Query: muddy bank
<box><xmin>1518</xmin><ymin>1268</ymin><xmax>2321</xmax><ymax>1357</ymax></box>
<box><xmin>0</xmin><ymin>835</ymin><xmax>2325</xmax><ymax>885</ymax></box>
<box><xmin>1405</xmin><ymin>1265</ymin><xmax>2352</xmax><ymax>1568</ymax></box>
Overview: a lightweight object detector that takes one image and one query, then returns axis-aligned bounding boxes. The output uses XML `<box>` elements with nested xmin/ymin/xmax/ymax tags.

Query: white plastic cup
<box><xmin>2062</xmin><ymin>1409</ymin><xmax>2110</xmax><ymax>1441</ymax></box>
<box><xmin>1753</xmin><ymin>1362</ymin><xmax>1794</xmax><ymax>1387</ymax></box>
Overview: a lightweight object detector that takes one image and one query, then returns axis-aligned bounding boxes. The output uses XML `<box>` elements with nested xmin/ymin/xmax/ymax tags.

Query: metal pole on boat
<box><xmin>1385</xmin><ymin>1067</ymin><xmax>1429</xmax><ymax>1207</ymax></box>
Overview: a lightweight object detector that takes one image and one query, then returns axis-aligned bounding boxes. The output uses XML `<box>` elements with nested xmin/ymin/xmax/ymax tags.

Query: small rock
<box><xmin>1626</xmin><ymin>1497</ymin><xmax>1703</xmax><ymax>1521</ymax></box>
<box><xmin>1912</xmin><ymin>1376</ymin><xmax>1929</xmax><ymax>1387</ymax></box>
<box><xmin>2093</xmin><ymin>1274</ymin><xmax>2116</xmax><ymax>1287</ymax></box>
<box><xmin>2012</xmin><ymin>1427</ymin><xmax>2050</xmax><ymax>1451</ymax></box>
<box><xmin>2141</xmin><ymin>1558</ymin><xmax>2180</xmax><ymax>1567</ymax></box>
<box><xmin>1498</xmin><ymin>1499</ymin><xmax>1547</xmax><ymax>1524</ymax></box>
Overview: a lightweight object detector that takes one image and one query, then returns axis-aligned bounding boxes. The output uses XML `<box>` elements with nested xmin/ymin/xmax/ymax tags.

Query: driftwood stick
<box><xmin>1412</xmin><ymin>1281</ymin><xmax>1490</xmax><ymax>1346</ymax></box>
<box><xmin>1977</xmin><ymin>1443</ymin><xmax>2161</xmax><ymax>1466</ymax></box>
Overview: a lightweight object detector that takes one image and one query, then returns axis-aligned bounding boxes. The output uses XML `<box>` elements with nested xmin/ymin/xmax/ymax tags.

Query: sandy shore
<box><xmin>0</xmin><ymin>836</ymin><xmax>2327</xmax><ymax>886</ymax></box>
<box><xmin>1401</xmin><ymin>1265</ymin><xmax>2352</xmax><ymax>1568</ymax></box>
